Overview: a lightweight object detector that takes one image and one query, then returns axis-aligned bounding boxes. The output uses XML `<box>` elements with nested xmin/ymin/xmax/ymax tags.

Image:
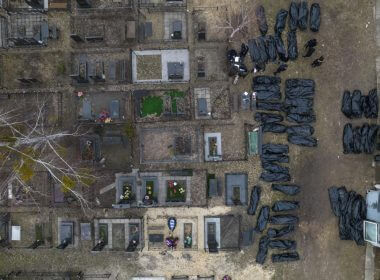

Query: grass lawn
<box><xmin>141</xmin><ymin>96</ymin><xmax>163</xmax><ymax>117</ymax></box>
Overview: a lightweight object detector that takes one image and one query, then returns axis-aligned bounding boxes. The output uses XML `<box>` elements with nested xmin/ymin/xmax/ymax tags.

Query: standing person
<box><xmin>304</xmin><ymin>39</ymin><xmax>317</xmax><ymax>49</ymax></box>
<box><xmin>311</xmin><ymin>56</ymin><xmax>324</xmax><ymax>67</ymax></box>
<box><xmin>273</xmin><ymin>63</ymin><xmax>288</xmax><ymax>75</ymax></box>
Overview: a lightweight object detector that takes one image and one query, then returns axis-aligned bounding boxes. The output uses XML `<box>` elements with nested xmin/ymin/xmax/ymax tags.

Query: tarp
<box><xmin>351</xmin><ymin>90</ymin><xmax>363</xmax><ymax>118</ymax></box>
<box><xmin>267</xmin><ymin>35</ymin><xmax>277</xmax><ymax>62</ymax></box>
<box><xmin>260</xmin><ymin>171</ymin><xmax>291</xmax><ymax>182</ymax></box>
<box><xmin>274</xmin><ymin>34</ymin><xmax>288</xmax><ymax>62</ymax></box>
<box><xmin>260</xmin><ymin>153</ymin><xmax>289</xmax><ymax>163</ymax></box>
<box><xmin>268</xmin><ymin>239</ymin><xmax>297</xmax><ymax>250</ymax></box>
<box><xmin>257</xmin><ymin>102</ymin><xmax>284</xmax><ymax>112</ymax></box>
<box><xmin>328</xmin><ymin>186</ymin><xmax>366</xmax><ymax>245</ymax></box>
<box><xmin>363</xmin><ymin>89</ymin><xmax>378</xmax><ymax>118</ymax></box>
<box><xmin>343</xmin><ymin>123</ymin><xmax>378</xmax><ymax>154</ymax></box>
<box><xmin>262</xmin><ymin>143</ymin><xmax>289</xmax><ymax>154</ymax></box>
<box><xmin>256</xmin><ymin>5</ymin><xmax>268</xmax><ymax>36</ymax></box>
<box><xmin>247</xmin><ymin>186</ymin><xmax>261</xmax><ymax>215</ymax></box>
<box><xmin>286</xmin><ymin>113</ymin><xmax>316</xmax><ymax>124</ymax></box>
<box><xmin>272</xmin><ymin>252</ymin><xmax>300</xmax><ymax>262</ymax></box>
<box><xmin>270</xmin><ymin>215</ymin><xmax>299</xmax><ymax>225</ymax></box>
<box><xmin>267</xmin><ymin>225</ymin><xmax>295</xmax><ymax>238</ymax></box>
<box><xmin>284</xmin><ymin>98</ymin><xmax>313</xmax><ymax>108</ymax></box>
<box><xmin>257</xmin><ymin>36</ymin><xmax>269</xmax><ymax>64</ymax></box>
<box><xmin>262</xmin><ymin>162</ymin><xmax>289</xmax><ymax>173</ymax></box>
<box><xmin>289</xmin><ymin>2</ymin><xmax>299</xmax><ymax>31</ymax></box>
<box><xmin>255</xmin><ymin>112</ymin><xmax>284</xmax><ymax>123</ymax></box>
<box><xmin>256</xmin><ymin>236</ymin><xmax>269</xmax><ymax>264</ymax></box>
<box><xmin>310</xmin><ymin>3</ymin><xmax>321</xmax><ymax>32</ymax></box>
<box><xmin>287</xmin><ymin>31</ymin><xmax>298</xmax><ymax>60</ymax></box>
<box><xmin>288</xmin><ymin>135</ymin><xmax>318</xmax><ymax>147</ymax></box>
<box><xmin>272</xmin><ymin>184</ymin><xmax>300</xmax><ymax>195</ymax></box>
<box><xmin>253</xmin><ymin>75</ymin><xmax>281</xmax><ymax>85</ymax></box>
<box><xmin>287</xmin><ymin>125</ymin><xmax>314</xmax><ymax>136</ymax></box>
<box><xmin>341</xmin><ymin>90</ymin><xmax>352</xmax><ymax>118</ymax></box>
<box><xmin>275</xmin><ymin>9</ymin><xmax>288</xmax><ymax>34</ymax></box>
<box><xmin>298</xmin><ymin>1</ymin><xmax>308</xmax><ymax>30</ymax></box>
<box><xmin>255</xmin><ymin>206</ymin><xmax>270</xmax><ymax>232</ymax></box>
<box><xmin>272</xmin><ymin>201</ymin><xmax>300</xmax><ymax>212</ymax></box>
<box><xmin>263</xmin><ymin>123</ymin><xmax>287</xmax><ymax>133</ymax></box>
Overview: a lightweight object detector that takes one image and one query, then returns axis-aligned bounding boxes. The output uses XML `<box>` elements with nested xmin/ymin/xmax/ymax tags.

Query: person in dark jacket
<box><xmin>311</xmin><ymin>56</ymin><xmax>324</xmax><ymax>67</ymax></box>
<box><xmin>303</xmin><ymin>46</ymin><xmax>315</xmax><ymax>57</ymax></box>
<box><xmin>273</xmin><ymin>63</ymin><xmax>288</xmax><ymax>75</ymax></box>
<box><xmin>304</xmin><ymin>39</ymin><xmax>317</xmax><ymax>49</ymax></box>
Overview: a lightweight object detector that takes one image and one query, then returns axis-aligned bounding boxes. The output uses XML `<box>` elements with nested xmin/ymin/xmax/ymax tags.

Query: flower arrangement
<box><xmin>167</xmin><ymin>180</ymin><xmax>186</xmax><ymax>202</ymax></box>
<box><xmin>77</xmin><ymin>91</ymin><xmax>84</xmax><ymax>99</ymax></box>
<box><xmin>120</xmin><ymin>184</ymin><xmax>134</xmax><ymax>203</ymax></box>
<box><xmin>165</xmin><ymin>235</ymin><xmax>179</xmax><ymax>250</ymax></box>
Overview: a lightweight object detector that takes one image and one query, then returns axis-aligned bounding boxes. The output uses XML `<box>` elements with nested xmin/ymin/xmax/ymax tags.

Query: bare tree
<box><xmin>215</xmin><ymin>0</ymin><xmax>255</xmax><ymax>41</ymax></box>
<box><xmin>0</xmin><ymin>94</ymin><xmax>95</xmax><ymax>213</ymax></box>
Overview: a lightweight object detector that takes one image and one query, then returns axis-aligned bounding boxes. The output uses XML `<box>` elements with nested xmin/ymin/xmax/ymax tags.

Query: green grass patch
<box><xmin>141</xmin><ymin>96</ymin><xmax>163</xmax><ymax>117</ymax></box>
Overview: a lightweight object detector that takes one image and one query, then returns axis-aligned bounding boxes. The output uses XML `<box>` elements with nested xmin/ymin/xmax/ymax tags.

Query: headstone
<box><xmin>80</xmin><ymin>223</ymin><xmax>91</xmax><ymax>240</ymax></box>
<box><xmin>198</xmin><ymin>98</ymin><xmax>208</xmax><ymax>116</ymax></box>
<box><xmin>109</xmin><ymin>100</ymin><xmax>120</xmax><ymax>119</ymax></box>
<box><xmin>11</xmin><ymin>226</ymin><xmax>21</xmax><ymax>241</ymax></box>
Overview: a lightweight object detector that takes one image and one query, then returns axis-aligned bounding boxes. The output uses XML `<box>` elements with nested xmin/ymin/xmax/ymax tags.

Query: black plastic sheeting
<box><xmin>286</xmin><ymin>113</ymin><xmax>316</xmax><ymax>124</ymax></box>
<box><xmin>263</xmin><ymin>123</ymin><xmax>287</xmax><ymax>133</ymax></box>
<box><xmin>267</xmin><ymin>225</ymin><xmax>295</xmax><ymax>238</ymax></box>
<box><xmin>341</xmin><ymin>90</ymin><xmax>352</xmax><ymax>118</ymax></box>
<box><xmin>257</xmin><ymin>36</ymin><xmax>269</xmax><ymax>64</ymax></box>
<box><xmin>257</xmin><ymin>102</ymin><xmax>284</xmax><ymax>112</ymax></box>
<box><xmin>310</xmin><ymin>3</ymin><xmax>321</xmax><ymax>32</ymax></box>
<box><xmin>298</xmin><ymin>1</ymin><xmax>308</xmax><ymax>30</ymax></box>
<box><xmin>248</xmin><ymin>39</ymin><xmax>262</xmax><ymax>65</ymax></box>
<box><xmin>260</xmin><ymin>171</ymin><xmax>291</xmax><ymax>182</ymax></box>
<box><xmin>287</xmin><ymin>125</ymin><xmax>315</xmax><ymax>136</ymax></box>
<box><xmin>284</xmin><ymin>98</ymin><xmax>313</xmax><ymax>109</ymax></box>
<box><xmin>262</xmin><ymin>162</ymin><xmax>289</xmax><ymax>174</ymax></box>
<box><xmin>256</xmin><ymin>236</ymin><xmax>269</xmax><ymax>264</ymax></box>
<box><xmin>287</xmin><ymin>31</ymin><xmax>298</xmax><ymax>60</ymax></box>
<box><xmin>363</xmin><ymin>89</ymin><xmax>379</xmax><ymax>118</ymax></box>
<box><xmin>255</xmin><ymin>206</ymin><xmax>270</xmax><ymax>232</ymax></box>
<box><xmin>268</xmin><ymin>239</ymin><xmax>297</xmax><ymax>250</ymax></box>
<box><xmin>272</xmin><ymin>252</ymin><xmax>300</xmax><ymax>263</ymax></box>
<box><xmin>267</xmin><ymin>35</ymin><xmax>277</xmax><ymax>62</ymax></box>
<box><xmin>285</xmin><ymin>79</ymin><xmax>315</xmax><ymax>99</ymax></box>
<box><xmin>328</xmin><ymin>186</ymin><xmax>366</xmax><ymax>245</ymax></box>
<box><xmin>253</xmin><ymin>75</ymin><xmax>281</xmax><ymax>101</ymax></box>
<box><xmin>274</xmin><ymin>33</ymin><xmax>288</xmax><ymax>62</ymax></box>
<box><xmin>275</xmin><ymin>9</ymin><xmax>288</xmax><ymax>34</ymax></box>
<box><xmin>255</xmin><ymin>90</ymin><xmax>282</xmax><ymax>101</ymax></box>
<box><xmin>254</xmin><ymin>76</ymin><xmax>281</xmax><ymax>85</ymax></box>
<box><xmin>272</xmin><ymin>184</ymin><xmax>300</xmax><ymax>195</ymax></box>
<box><xmin>272</xmin><ymin>201</ymin><xmax>300</xmax><ymax>212</ymax></box>
<box><xmin>247</xmin><ymin>186</ymin><xmax>261</xmax><ymax>215</ymax></box>
<box><xmin>270</xmin><ymin>215</ymin><xmax>299</xmax><ymax>225</ymax></box>
<box><xmin>260</xmin><ymin>153</ymin><xmax>290</xmax><ymax>163</ymax></box>
<box><xmin>255</xmin><ymin>112</ymin><xmax>284</xmax><ymax>123</ymax></box>
<box><xmin>256</xmin><ymin>5</ymin><xmax>268</xmax><ymax>36</ymax></box>
<box><xmin>343</xmin><ymin>123</ymin><xmax>378</xmax><ymax>154</ymax></box>
<box><xmin>289</xmin><ymin>2</ymin><xmax>299</xmax><ymax>31</ymax></box>
<box><xmin>288</xmin><ymin>135</ymin><xmax>318</xmax><ymax>147</ymax></box>
<box><xmin>262</xmin><ymin>143</ymin><xmax>289</xmax><ymax>154</ymax></box>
